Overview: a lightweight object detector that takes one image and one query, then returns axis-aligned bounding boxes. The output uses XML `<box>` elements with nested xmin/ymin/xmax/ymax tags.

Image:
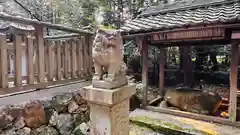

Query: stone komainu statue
<box><xmin>92</xmin><ymin>28</ymin><xmax>127</xmax><ymax>88</ymax></box>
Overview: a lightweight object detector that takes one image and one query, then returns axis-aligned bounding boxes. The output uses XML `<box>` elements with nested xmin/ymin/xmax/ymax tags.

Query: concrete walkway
<box><xmin>0</xmin><ymin>80</ymin><xmax>91</xmax><ymax>106</ymax></box>
<box><xmin>130</xmin><ymin>109</ymin><xmax>240</xmax><ymax>135</ymax></box>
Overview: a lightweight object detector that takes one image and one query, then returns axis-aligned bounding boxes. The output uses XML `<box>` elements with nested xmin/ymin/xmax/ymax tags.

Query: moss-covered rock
<box><xmin>130</xmin><ymin>116</ymin><xmax>220</xmax><ymax>135</ymax></box>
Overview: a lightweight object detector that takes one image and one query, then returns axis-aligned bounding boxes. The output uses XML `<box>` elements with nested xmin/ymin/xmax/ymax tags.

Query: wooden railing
<box><xmin>0</xmin><ymin>13</ymin><xmax>93</xmax><ymax>96</ymax></box>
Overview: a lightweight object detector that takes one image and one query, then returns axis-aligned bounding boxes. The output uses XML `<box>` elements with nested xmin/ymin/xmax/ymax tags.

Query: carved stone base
<box><xmin>82</xmin><ymin>84</ymin><xmax>136</xmax><ymax>135</ymax></box>
<box><xmin>92</xmin><ymin>76</ymin><xmax>128</xmax><ymax>89</ymax></box>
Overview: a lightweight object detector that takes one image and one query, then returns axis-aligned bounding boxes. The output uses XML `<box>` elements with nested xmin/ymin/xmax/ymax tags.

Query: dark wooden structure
<box><xmin>121</xmin><ymin>0</ymin><xmax>240</xmax><ymax>126</ymax></box>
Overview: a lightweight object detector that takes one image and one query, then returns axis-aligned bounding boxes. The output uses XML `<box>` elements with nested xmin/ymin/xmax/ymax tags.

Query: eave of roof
<box><xmin>121</xmin><ymin>0</ymin><xmax>240</xmax><ymax>34</ymax></box>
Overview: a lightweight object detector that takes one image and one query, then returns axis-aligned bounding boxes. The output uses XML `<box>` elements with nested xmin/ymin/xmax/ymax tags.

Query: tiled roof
<box><xmin>121</xmin><ymin>0</ymin><xmax>240</xmax><ymax>33</ymax></box>
<box><xmin>0</xmin><ymin>13</ymin><xmax>35</xmax><ymax>32</ymax></box>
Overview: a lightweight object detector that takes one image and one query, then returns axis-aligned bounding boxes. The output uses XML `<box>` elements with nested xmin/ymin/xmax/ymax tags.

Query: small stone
<box><xmin>22</xmin><ymin>101</ymin><xmax>46</xmax><ymax>128</ymax></box>
<box><xmin>73</xmin><ymin>112</ymin><xmax>89</xmax><ymax>128</ymax></box>
<box><xmin>49</xmin><ymin>111</ymin><xmax>58</xmax><ymax>126</ymax></box>
<box><xmin>0</xmin><ymin>112</ymin><xmax>14</xmax><ymax>130</ymax></box>
<box><xmin>56</xmin><ymin>114</ymin><xmax>74</xmax><ymax>135</ymax></box>
<box><xmin>158</xmin><ymin>100</ymin><xmax>168</xmax><ymax>108</ymax></box>
<box><xmin>73</xmin><ymin>105</ymin><xmax>88</xmax><ymax>114</ymax></box>
<box><xmin>43</xmin><ymin>100</ymin><xmax>54</xmax><ymax>121</ymax></box>
<box><xmin>51</xmin><ymin>93</ymin><xmax>73</xmax><ymax>113</ymax></box>
<box><xmin>168</xmin><ymin>107</ymin><xmax>181</xmax><ymax>111</ymax></box>
<box><xmin>73</xmin><ymin>92</ymin><xmax>86</xmax><ymax>105</ymax></box>
<box><xmin>16</xmin><ymin>127</ymin><xmax>31</xmax><ymax>135</ymax></box>
<box><xmin>68</xmin><ymin>101</ymin><xmax>79</xmax><ymax>113</ymax></box>
<box><xmin>0</xmin><ymin>129</ymin><xmax>16</xmax><ymax>135</ymax></box>
<box><xmin>130</xmin><ymin>95</ymin><xmax>141</xmax><ymax>111</ymax></box>
<box><xmin>4</xmin><ymin>106</ymin><xmax>23</xmax><ymax>120</ymax></box>
<box><xmin>73</xmin><ymin>122</ymin><xmax>90</xmax><ymax>135</ymax></box>
<box><xmin>14</xmin><ymin>117</ymin><xmax>25</xmax><ymax>130</ymax></box>
<box><xmin>31</xmin><ymin>125</ymin><xmax>59</xmax><ymax>135</ymax></box>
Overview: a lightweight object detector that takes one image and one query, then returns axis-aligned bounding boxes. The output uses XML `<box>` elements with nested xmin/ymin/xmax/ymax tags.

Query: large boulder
<box><xmin>165</xmin><ymin>87</ymin><xmax>222</xmax><ymax>115</ymax></box>
<box><xmin>22</xmin><ymin>101</ymin><xmax>46</xmax><ymax>128</ymax></box>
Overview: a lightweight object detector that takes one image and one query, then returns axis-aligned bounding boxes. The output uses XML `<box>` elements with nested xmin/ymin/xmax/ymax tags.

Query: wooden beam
<box><xmin>138</xmin><ymin>37</ymin><xmax>148</xmax><ymax>106</ymax></box>
<box><xmin>159</xmin><ymin>47</ymin><xmax>165</xmax><ymax>98</ymax></box>
<box><xmin>228</xmin><ymin>42</ymin><xmax>239</xmax><ymax>122</ymax></box>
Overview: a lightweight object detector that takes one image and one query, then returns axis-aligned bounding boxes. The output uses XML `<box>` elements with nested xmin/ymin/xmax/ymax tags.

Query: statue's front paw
<box><xmin>104</xmin><ymin>76</ymin><xmax>115</xmax><ymax>82</ymax></box>
<box><xmin>93</xmin><ymin>75</ymin><xmax>101</xmax><ymax>80</ymax></box>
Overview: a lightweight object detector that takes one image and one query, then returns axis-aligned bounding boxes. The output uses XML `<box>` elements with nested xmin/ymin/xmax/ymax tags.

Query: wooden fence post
<box><xmin>0</xmin><ymin>34</ymin><xmax>8</xmax><ymax>88</ymax></box>
<box><xmin>34</xmin><ymin>25</ymin><xmax>45</xmax><ymax>83</ymax></box>
<box><xmin>26</xmin><ymin>36</ymin><xmax>34</xmax><ymax>84</ymax></box>
<box><xmin>14</xmin><ymin>35</ymin><xmax>22</xmax><ymax>87</ymax></box>
<box><xmin>47</xmin><ymin>40</ymin><xmax>54</xmax><ymax>81</ymax></box>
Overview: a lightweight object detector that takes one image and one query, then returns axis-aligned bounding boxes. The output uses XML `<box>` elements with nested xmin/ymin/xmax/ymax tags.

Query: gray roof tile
<box><xmin>121</xmin><ymin>1</ymin><xmax>240</xmax><ymax>33</ymax></box>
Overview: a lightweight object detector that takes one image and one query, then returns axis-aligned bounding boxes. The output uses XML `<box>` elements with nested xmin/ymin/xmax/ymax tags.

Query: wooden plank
<box><xmin>63</xmin><ymin>41</ymin><xmax>69</xmax><ymax>79</ymax></box>
<box><xmin>71</xmin><ymin>39</ymin><xmax>77</xmax><ymax>78</ymax></box>
<box><xmin>0</xmin><ymin>34</ymin><xmax>8</xmax><ymax>88</ymax></box>
<box><xmin>228</xmin><ymin>42</ymin><xmax>239</xmax><ymax>122</ymax></box>
<box><xmin>159</xmin><ymin>47</ymin><xmax>165</xmax><ymax>97</ymax></box>
<box><xmin>47</xmin><ymin>40</ymin><xmax>54</xmax><ymax>81</ymax></box>
<box><xmin>146</xmin><ymin>106</ymin><xmax>240</xmax><ymax>128</ymax></box>
<box><xmin>56</xmin><ymin>41</ymin><xmax>62</xmax><ymax>80</ymax></box>
<box><xmin>34</xmin><ymin>25</ymin><xmax>45</xmax><ymax>83</ymax></box>
<box><xmin>26</xmin><ymin>36</ymin><xmax>34</xmax><ymax>84</ymax></box>
<box><xmin>77</xmin><ymin>37</ymin><xmax>83</xmax><ymax>77</ymax></box>
<box><xmin>14</xmin><ymin>35</ymin><xmax>22</xmax><ymax>87</ymax></box>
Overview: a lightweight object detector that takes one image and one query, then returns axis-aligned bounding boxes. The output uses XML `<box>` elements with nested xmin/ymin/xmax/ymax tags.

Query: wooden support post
<box><xmin>47</xmin><ymin>40</ymin><xmax>54</xmax><ymax>81</ymax></box>
<box><xmin>26</xmin><ymin>36</ymin><xmax>34</xmax><ymax>84</ymax></box>
<box><xmin>138</xmin><ymin>37</ymin><xmax>148</xmax><ymax>106</ymax></box>
<box><xmin>83</xmin><ymin>36</ymin><xmax>88</xmax><ymax>76</ymax></box>
<box><xmin>63</xmin><ymin>41</ymin><xmax>69</xmax><ymax>79</ymax></box>
<box><xmin>14</xmin><ymin>35</ymin><xmax>22</xmax><ymax>87</ymax></box>
<box><xmin>56</xmin><ymin>41</ymin><xmax>62</xmax><ymax>80</ymax></box>
<box><xmin>229</xmin><ymin>42</ymin><xmax>239</xmax><ymax>122</ymax></box>
<box><xmin>34</xmin><ymin>25</ymin><xmax>45</xmax><ymax>83</ymax></box>
<box><xmin>0</xmin><ymin>34</ymin><xmax>8</xmax><ymax>88</ymax></box>
<box><xmin>159</xmin><ymin>47</ymin><xmax>165</xmax><ymax>98</ymax></box>
<box><xmin>77</xmin><ymin>37</ymin><xmax>83</xmax><ymax>77</ymax></box>
<box><xmin>71</xmin><ymin>39</ymin><xmax>77</xmax><ymax>78</ymax></box>
<box><xmin>88</xmin><ymin>36</ymin><xmax>93</xmax><ymax>75</ymax></box>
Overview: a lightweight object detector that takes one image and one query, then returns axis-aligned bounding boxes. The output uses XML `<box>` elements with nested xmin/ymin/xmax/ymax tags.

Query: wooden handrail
<box><xmin>44</xmin><ymin>34</ymin><xmax>81</xmax><ymax>39</ymax></box>
<box><xmin>0</xmin><ymin>12</ymin><xmax>94</xmax><ymax>35</ymax></box>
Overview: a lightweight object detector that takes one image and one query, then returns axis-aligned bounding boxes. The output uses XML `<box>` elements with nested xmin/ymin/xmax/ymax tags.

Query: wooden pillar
<box><xmin>229</xmin><ymin>42</ymin><xmax>239</xmax><ymax>122</ymax></box>
<box><xmin>159</xmin><ymin>47</ymin><xmax>165</xmax><ymax>98</ymax></box>
<box><xmin>137</xmin><ymin>37</ymin><xmax>148</xmax><ymax>106</ymax></box>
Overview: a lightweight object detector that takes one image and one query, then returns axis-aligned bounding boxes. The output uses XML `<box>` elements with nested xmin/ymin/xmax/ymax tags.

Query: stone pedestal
<box><xmin>82</xmin><ymin>84</ymin><xmax>136</xmax><ymax>135</ymax></box>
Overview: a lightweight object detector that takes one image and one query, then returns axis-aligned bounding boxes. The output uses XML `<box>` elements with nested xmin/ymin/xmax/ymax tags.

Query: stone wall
<box><xmin>0</xmin><ymin>91</ymin><xmax>90</xmax><ymax>135</ymax></box>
